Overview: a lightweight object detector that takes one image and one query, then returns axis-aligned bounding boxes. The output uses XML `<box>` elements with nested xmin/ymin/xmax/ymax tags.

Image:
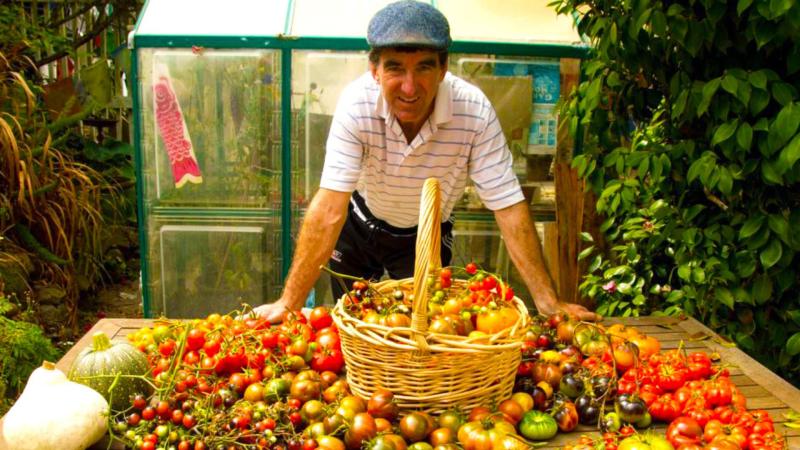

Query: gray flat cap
<box><xmin>367</xmin><ymin>1</ymin><xmax>452</xmax><ymax>50</ymax></box>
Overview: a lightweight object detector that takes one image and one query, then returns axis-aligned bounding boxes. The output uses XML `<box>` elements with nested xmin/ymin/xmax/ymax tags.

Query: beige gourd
<box><xmin>0</xmin><ymin>361</ymin><xmax>108</xmax><ymax>450</ymax></box>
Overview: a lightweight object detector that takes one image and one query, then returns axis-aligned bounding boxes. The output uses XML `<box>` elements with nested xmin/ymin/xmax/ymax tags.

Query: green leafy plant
<box><xmin>553</xmin><ymin>0</ymin><xmax>800</xmax><ymax>385</ymax></box>
<box><xmin>0</xmin><ymin>295</ymin><xmax>60</xmax><ymax>415</ymax></box>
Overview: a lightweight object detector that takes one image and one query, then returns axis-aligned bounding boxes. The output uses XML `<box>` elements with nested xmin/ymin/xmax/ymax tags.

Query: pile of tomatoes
<box><xmin>513</xmin><ymin>316</ymin><xmax>787</xmax><ymax>450</ymax></box>
<box><xmin>110</xmin><ymin>263</ymin><xmax>788</xmax><ymax>450</ymax></box>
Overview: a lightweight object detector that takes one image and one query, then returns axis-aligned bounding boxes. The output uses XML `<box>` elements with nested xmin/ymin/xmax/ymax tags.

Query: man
<box><xmin>253</xmin><ymin>0</ymin><xmax>599</xmax><ymax>322</ymax></box>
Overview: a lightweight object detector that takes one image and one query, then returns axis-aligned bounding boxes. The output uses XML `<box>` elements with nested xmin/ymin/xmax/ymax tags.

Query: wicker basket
<box><xmin>331</xmin><ymin>178</ymin><xmax>530</xmax><ymax>414</ymax></box>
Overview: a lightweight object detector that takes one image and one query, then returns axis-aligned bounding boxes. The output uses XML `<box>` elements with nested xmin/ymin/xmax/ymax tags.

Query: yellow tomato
<box><xmin>475</xmin><ymin>307</ymin><xmax>519</xmax><ymax>334</ymax></box>
<box><xmin>511</xmin><ymin>392</ymin><xmax>534</xmax><ymax>412</ymax></box>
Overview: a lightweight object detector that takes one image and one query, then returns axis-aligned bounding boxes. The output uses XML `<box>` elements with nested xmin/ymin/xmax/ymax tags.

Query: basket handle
<box><xmin>410</xmin><ymin>178</ymin><xmax>442</xmax><ymax>335</ymax></box>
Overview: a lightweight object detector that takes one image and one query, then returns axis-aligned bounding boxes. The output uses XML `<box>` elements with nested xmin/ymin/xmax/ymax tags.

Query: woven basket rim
<box><xmin>331</xmin><ymin>277</ymin><xmax>530</xmax><ymax>353</ymax></box>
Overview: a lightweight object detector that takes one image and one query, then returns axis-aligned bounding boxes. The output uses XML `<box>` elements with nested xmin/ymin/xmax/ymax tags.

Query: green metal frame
<box><xmin>130</xmin><ymin>5</ymin><xmax>589</xmax><ymax>316</ymax></box>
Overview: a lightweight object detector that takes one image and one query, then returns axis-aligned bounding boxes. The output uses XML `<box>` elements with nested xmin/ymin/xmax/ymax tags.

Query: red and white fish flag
<box><xmin>153</xmin><ymin>64</ymin><xmax>202</xmax><ymax>188</ymax></box>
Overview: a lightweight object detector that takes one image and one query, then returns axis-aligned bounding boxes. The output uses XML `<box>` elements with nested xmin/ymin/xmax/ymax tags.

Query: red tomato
<box><xmin>309</xmin><ymin>306</ymin><xmax>333</xmax><ymax>330</ymax></box>
<box><xmin>649</xmin><ymin>393</ymin><xmax>682</xmax><ymax>422</ymax></box>
<box><xmin>656</xmin><ymin>364</ymin><xmax>688</xmax><ymax>392</ymax></box>
<box><xmin>666</xmin><ymin>416</ymin><xmax>703</xmax><ymax>448</ymax></box>
<box><xmin>310</xmin><ymin>347</ymin><xmax>345</xmax><ymax>373</ymax></box>
<box><xmin>186</xmin><ymin>328</ymin><xmax>206</xmax><ymax>351</ymax></box>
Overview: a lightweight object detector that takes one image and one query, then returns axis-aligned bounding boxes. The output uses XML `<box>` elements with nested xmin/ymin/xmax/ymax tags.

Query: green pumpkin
<box><xmin>68</xmin><ymin>331</ymin><xmax>151</xmax><ymax>412</ymax></box>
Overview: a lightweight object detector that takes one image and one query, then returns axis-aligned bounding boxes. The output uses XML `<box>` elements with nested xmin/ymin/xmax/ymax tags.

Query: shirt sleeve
<box><xmin>468</xmin><ymin>99</ymin><xmax>525</xmax><ymax>210</ymax></box>
<box><xmin>319</xmin><ymin>86</ymin><xmax>365</xmax><ymax>193</ymax></box>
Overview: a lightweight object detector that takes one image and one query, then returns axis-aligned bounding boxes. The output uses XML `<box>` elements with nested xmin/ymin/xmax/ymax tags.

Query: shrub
<box><xmin>554</xmin><ymin>0</ymin><xmax>800</xmax><ymax>385</ymax></box>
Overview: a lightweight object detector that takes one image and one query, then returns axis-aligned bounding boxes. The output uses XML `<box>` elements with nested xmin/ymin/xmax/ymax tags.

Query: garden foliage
<box><xmin>553</xmin><ymin>0</ymin><xmax>800</xmax><ymax>385</ymax></box>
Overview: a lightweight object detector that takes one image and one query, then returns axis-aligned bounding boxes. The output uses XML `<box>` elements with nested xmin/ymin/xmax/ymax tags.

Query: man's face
<box><xmin>371</xmin><ymin>49</ymin><xmax>446</xmax><ymax>135</ymax></box>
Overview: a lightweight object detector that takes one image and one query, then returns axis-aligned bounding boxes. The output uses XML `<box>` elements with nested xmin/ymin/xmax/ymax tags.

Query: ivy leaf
<box><xmin>718</xmin><ymin>167</ymin><xmax>733</xmax><ymax>195</ymax></box>
<box><xmin>698</xmin><ymin>78</ymin><xmax>721</xmax><ymax>116</ymax></box>
<box><xmin>761</xmin><ymin>159</ymin><xmax>784</xmax><ymax>184</ymax></box>
<box><xmin>779</xmin><ymin>133</ymin><xmax>800</xmax><ymax>170</ymax></box>
<box><xmin>753</xmin><ymin>275</ymin><xmax>773</xmax><ymax>304</ymax></box>
<box><xmin>651</xmin><ymin>10</ymin><xmax>667</xmax><ymax>36</ymax></box>
<box><xmin>768</xmin><ymin>214</ymin><xmax>790</xmax><ymax>245</ymax></box>
<box><xmin>578</xmin><ymin>245</ymin><xmax>596</xmax><ymax>261</ymax></box>
<box><xmin>748</xmin><ymin>70</ymin><xmax>767</xmax><ymax>89</ymax></box>
<box><xmin>787</xmin><ymin>332</ymin><xmax>800</xmax><ymax>356</ymax></box>
<box><xmin>712</xmin><ymin>120</ymin><xmax>739</xmax><ymax>146</ymax></box>
<box><xmin>750</xmin><ymin>88</ymin><xmax>770</xmax><ymax>115</ymax></box>
<box><xmin>678</xmin><ymin>264</ymin><xmax>692</xmax><ymax>281</ymax></box>
<box><xmin>772</xmin><ymin>82</ymin><xmax>795</xmax><ymax>106</ymax></box>
<box><xmin>770</xmin><ymin>103</ymin><xmax>800</xmax><ymax>149</ymax></box>
<box><xmin>737</xmin><ymin>122</ymin><xmax>753</xmax><ymax>150</ymax></box>
<box><xmin>589</xmin><ymin>254</ymin><xmax>602</xmax><ymax>273</ymax></box>
<box><xmin>739</xmin><ymin>215</ymin><xmax>765</xmax><ymax>240</ymax></box>
<box><xmin>737</xmin><ymin>0</ymin><xmax>755</xmax><ymax>15</ymax></box>
<box><xmin>721</xmin><ymin>74</ymin><xmax>738</xmax><ymax>95</ymax></box>
<box><xmin>688</xmin><ymin>158</ymin><xmax>705</xmax><ymax>183</ymax></box>
<box><xmin>760</xmin><ymin>239</ymin><xmax>783</xmax><ymax>269</ymax></box>
<box><xmin>716</xmin><ymin>287</ymin><xmax>735</xmax><ymax>310</ymax></box>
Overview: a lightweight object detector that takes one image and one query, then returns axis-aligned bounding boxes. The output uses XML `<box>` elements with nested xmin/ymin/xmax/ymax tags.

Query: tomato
<box><xmin>702</xmin><ymin>439</ymin><xmax>742</xmax><ymax>450</ymax></box>
<box><xmin>243</xmin><ymin>382</ymin><xmax>264</xmax><ymax>402</ymax></box>
<box><xmin>573</xmin><ymin>323</ymin><xmax>610</xmax><ymax>356</ymax></box>
<box><xmin>344</xmin><ymin>412</ymin><xmax>378</xmax><ymax>449</ymax></box>
<box><xmin>317</xmin><ymin>436</ymin><xmax>346</xmax><ymax>450</ymax></box>
<box><xmin>612</xmin><ymin>342</ymin><xmax>638</xmax><ymax>372</ymax></box>
<box><xmin>648</xmin><ymin>393</ymin><xmax>682</xmax><ymax>422</ymax></box>
<box><xmin>704</xmin><ymin>379</ymin><xmax>733</xmax><ymax>407</ymax></box>
<box><xmin>666</xmin><ymin>416</ymin><xmax>703</xmax><ymax>448</ymax></box>
<box><xmin>510</xmin><ymin>392</ymin><xmax>534</xmax><ymax>412</ymax></box>
<box><xmin>497</xmin><ymin>399</ymin><xmax>525</xmax><ymax>425</ymax></box>
<box><xmin>615</xmin><ymin>393</ymin><xmax>648</xmax><ymax>424</ymax></box>
<box><xmin>748</xmin><ymin>431</ymin><xmax>786</xmax><ymax>450</ymax></box>
<box><xmin>531</xmin><ymin>362</ymin><xmax>562</xmax><ymax>388</ymax></box>
<box><xmin>400</xmin><ymin>412</ymin><xmax>432</xmax><ymax>443</ymax></box>
<box><xmin>617</xmin><ymin>433</ymin><xmax>674</xmax><ymax>450</ymax></box>
<box><xmin>518</xmin><ymin>410</ymin><xmax>557</xmax><ymax>441</ymax></box>
<box><xmin>656</xmin><ymin>364</ymin><xmax>688</xmax><ymax>392</ymax></box>
<box><xmin>367</xmin><ymin>389</ymin><xmax>399</xmax><ymax>421</ymax></box>
<box><xmin>703</xmin><ymin>420</ymin><xmax>748</xmax><ymax>448</ymax></box>
<box><xmin>465</xmin><ymin>262</ymin><xmax>478</xmax><ymax>275</ymax></box>
<box><xmin>552</xmin><ymin>400</ymin><xmax>579</xmax><ymax>432</ymax></box>
<box><xmin>457</xmin><ymin>419</ymin><xmax>516</xmax><ymax>450</ymax></box>
<box><xmin>475</xmin><ymin>307</ymin><xmax>519</xmax><ymax>334</ymax></box>
<box><xmin>309</xmin><ymin>306</ymin><xmax>333</xmax><ymax>330</ymax></box>
<box><xmin>438</xmin><ymin>409</ymin><xmax>466</xmax><ymax>433</ymax></box>
<box><xmin>311</xmin><ymin>347</ymin><xmax>345</xmax><ymax>373</ymax></box>
<box><xmin>629</xmin><ymin>334</ymin><xmax>661</xmax><ymax>360</ymax></box>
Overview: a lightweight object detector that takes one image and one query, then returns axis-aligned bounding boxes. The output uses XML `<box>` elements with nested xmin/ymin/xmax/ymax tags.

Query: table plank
<box><xmin>56</xmin><ymin>316</ymin><xmax>800</xmax><ymax>450</ymax></box>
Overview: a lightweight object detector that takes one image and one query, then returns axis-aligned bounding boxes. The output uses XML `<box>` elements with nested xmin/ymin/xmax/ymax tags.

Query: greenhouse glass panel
<box><xmin>439</xmin><ymin>0</ymin><xmax>581</xmax><ymax>44</ymax></box>
<box><xmin>289</xmin><ymin>0</ymin><xmax>398</xmax><ymax>38</ymax></box>
<box><xmin>146</xmin><ymin>216</ymin><xmax>282</xmax><ymax>318</ymax></box>
<box><xmin>134</xmin><ymin>0</ymin><xmax>289</xmax><ymax>37</ymax></box>
<box><xmin>138</xmin><ymin>48</ymin><xmax>281</xmax><ymax>208</ymax></box>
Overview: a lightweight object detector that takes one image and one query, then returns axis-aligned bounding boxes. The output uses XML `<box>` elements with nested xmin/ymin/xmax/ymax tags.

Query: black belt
<box><xmin>350</xmin><ymin>191</ymin><xmax>452</xmax><ymax>238</ymax></box>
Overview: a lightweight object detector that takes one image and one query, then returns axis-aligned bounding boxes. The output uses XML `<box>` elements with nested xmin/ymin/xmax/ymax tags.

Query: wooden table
<box><xmin>57</xmin><ymin>316</ymin><xmax>800</xmax><ymax>449</ymax></box>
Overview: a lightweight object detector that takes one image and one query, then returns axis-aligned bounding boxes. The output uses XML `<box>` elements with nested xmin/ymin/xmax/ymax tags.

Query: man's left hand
<box><xmin>538</xmin><ymin>301</ymin><xmax>601</xmax><ymax>322</ymax></box>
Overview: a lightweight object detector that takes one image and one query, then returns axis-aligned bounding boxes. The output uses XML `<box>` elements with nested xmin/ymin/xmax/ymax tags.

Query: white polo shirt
<box><xmin>319</xmin><ymin>71</ymin><xmax>524</xmax><ymax>228</ymax></box>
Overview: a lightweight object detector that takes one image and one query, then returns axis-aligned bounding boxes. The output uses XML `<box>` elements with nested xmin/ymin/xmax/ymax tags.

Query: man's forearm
<box><xmin>280</xmin><ymin>190</ymin><xmax>350</xmax><ymax>308</ymax></box>
<box><xmin>494</xmin><ymin>201</ymin><xmax>559</xmax><ymax>310</ymax></box>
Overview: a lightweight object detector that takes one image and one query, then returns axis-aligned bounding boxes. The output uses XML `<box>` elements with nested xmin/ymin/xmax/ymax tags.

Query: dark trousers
<box><xmin>328</xmin><ymin>191</ymin><xmax>453</xmax><ymax>300</ymax></box>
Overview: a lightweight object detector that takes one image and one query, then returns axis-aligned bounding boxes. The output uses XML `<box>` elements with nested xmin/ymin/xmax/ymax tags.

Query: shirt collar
<box><xmin>373</xmin><ymin>71</ymin><xmax>454</xmax><ymax>126</ymax></box>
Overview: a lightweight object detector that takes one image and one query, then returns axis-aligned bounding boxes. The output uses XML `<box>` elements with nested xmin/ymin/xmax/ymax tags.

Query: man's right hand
<box><xmin>251</xmin><ymin>299</ymin><xmax>295</xmax><ymax>324</ymax></box>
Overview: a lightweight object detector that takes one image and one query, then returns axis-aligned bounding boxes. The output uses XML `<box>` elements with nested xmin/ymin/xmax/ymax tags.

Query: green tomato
<box><xmin>618</xmin><ymin>433</ymin><xmax>675</xmax><ymax>450</ymax></box>
<box><xmin>518</xmin><ymin>410</ymin><xmax>558</xmax><ymax>441</ymax></box>
<box><xmin>602</xmin><ymin>411</ymin><xmax>621</xmax><ymax>432</ymax></box>
<box><xmin>635</xmin><ymin>411</ymin><xmax>652</xmax><ymax>429</ymax></box>
<box><xmin>407</xmin><ymin>443</ymin><xmax>434</xmax><ymax>450</ymax></box>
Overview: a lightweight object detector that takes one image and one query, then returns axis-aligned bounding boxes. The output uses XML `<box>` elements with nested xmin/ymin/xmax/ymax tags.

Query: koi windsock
<box><xmin>153</xmin><ymin>64</ymin><xmax>202</xmax><ymax>188</ymax></box>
